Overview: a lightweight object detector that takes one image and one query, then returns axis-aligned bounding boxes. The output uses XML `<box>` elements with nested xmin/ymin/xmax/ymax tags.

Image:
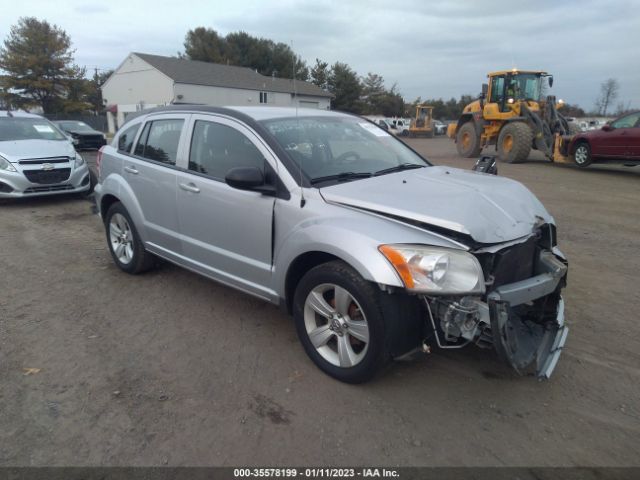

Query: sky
<box><xmin>1</xmin><ymin>0</ymin><xmax>639</xmax><ymax>111</ymax></box>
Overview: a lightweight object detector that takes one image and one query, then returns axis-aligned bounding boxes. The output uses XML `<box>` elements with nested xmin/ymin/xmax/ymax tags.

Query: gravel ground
<box><xmin>1</xmin><ymin>139</ymin><xmax>639</xmax><ymax>466</ymax></box>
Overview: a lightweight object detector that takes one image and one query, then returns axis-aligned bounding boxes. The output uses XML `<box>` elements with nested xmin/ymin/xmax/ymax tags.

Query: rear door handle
<box><xmin>179</xmin><ymin>182</ymin><xmax>200</xmax><ymax>193</ymax></box>
<box><xmin>124</xmin><ymin>166</ymin><xmax>139</xmax><ymax>175</ymax></box>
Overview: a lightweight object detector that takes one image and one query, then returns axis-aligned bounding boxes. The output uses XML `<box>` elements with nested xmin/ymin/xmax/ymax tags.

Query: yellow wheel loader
<box><xmin>408</xmin><ymin>105</ymin><xmax>435</xmax><ymax>137</ymax></box>
<box><xmin>447</xmin><ymin>70</ymin><xmax>579</xmax><ymax>163</ymax></box>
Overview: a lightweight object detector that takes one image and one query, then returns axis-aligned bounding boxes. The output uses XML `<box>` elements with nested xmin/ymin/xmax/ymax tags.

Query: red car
<box><xmin>569</xmin><ymin>111</ymin><xmax>640</xmax><ymax>167</ymax></box>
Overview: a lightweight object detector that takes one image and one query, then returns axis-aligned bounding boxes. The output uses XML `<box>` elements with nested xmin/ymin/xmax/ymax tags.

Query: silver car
<box><xmin>95</xmin><ymin>106</ymin><xmax>569</xmax><ymax>383</ymax></box>
<box><xmin>0</xmin><ymin>111</ymin><xmax>92</xmax><ymax>198</ymax></box>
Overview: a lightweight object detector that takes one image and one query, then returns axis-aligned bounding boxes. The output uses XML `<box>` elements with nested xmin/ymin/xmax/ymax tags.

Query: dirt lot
<box><xmin>1</xmin><ymin>139</ymin><xmax>639</xmax><ymax>467</ymax></box>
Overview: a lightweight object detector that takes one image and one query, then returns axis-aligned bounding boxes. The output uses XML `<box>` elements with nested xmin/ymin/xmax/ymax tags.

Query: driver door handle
<box><xmin>124</xmin><ymin>166</ymin><xmax>139</xmax><ymax>175</ymax></box>
<box><xmin>179</xmin><ymin>182</ymin><xmax>200</xmax><ymax>194</ymax></box>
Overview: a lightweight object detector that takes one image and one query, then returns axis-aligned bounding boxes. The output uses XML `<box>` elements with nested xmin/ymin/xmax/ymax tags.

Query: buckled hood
<box><xmin>319</xmin><ymin>166</ymin><xmax>552</xmax><ymax>244</ymax></box>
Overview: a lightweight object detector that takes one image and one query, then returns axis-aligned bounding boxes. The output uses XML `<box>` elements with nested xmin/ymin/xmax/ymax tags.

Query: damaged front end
<box><xmin>421</xmin><ymin>225</ymin><xmax>569</xmax><ymax>379</ymax></box>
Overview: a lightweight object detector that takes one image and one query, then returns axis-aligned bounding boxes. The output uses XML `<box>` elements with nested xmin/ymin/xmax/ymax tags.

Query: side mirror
<box><xmin>481</xmin><ymin>83</ymin><xmax>489</xmax><ymax>97</ymax></box>
<box><xmin>225</xmin><ymin>166</ymin><xmax>275</xmax><ymax>195</ymax></box>
<box><xmin>548</xmin><ymin>76</ymin><xmax>554</xmax><ymax>88</ymax></box>
<box><xmin>602</xmin><ymin>124</ymin><xmax>613</xmax><ymax>132</ymax></box>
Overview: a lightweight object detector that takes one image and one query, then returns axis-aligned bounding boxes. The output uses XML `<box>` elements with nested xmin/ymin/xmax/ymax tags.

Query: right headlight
<box><xmin>0</xmin><ymin>155</ymin><xmax>17</xmax><ymax>172</ymax></box>
<box><xmin>379</xmin><ymin>244</ymin><xmax>485</xmax><ymax>294</ymax></box>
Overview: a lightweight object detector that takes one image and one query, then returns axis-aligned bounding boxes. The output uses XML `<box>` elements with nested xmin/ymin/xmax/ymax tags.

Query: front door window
<box><xmin>188</xmin><ymin>120</ymin><xmax>264</xmax><ymax>179</ymax></box>
<box><xmin>611</xmin><ymin>112</ymin><xmax>640</xmax><ymax>129</ymax></box>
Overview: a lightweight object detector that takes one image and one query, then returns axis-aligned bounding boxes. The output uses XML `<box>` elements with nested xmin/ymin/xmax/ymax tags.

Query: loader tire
<box><xmin>456</xmin><ymin>122</ymin><xmax>482</xmax><ymax>157</ymax></box>
<box><xmin>497</xmin><ymin>122</ymin><xmax>532</xmax><ymax>163</ymax></box>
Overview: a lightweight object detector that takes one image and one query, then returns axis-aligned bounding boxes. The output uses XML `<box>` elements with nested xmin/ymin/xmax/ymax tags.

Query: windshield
<box><xmin>0</xmin><ymin>117</ymin><xmax>66</xmax><ymax>142</ymax></box>
<box><xmin>506</xmin><ymin>74</ymin><xmax>543</xmax><ymax>102</ymax></box>
<box><xmin>261</xmin><ymin>116</ymin><xmax>429</xmax><ymax>185</ymax></box>
<box><xmin>57</xmin><ymin>121</ymin><xmax>93</xmax><ymax>132</ymax></box>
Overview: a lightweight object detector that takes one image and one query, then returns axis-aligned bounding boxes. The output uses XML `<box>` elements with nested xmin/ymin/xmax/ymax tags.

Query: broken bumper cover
<box><xmin>489</xmin><ymin>296</ymin><xmax>568</xmax><ymax>379</ymax></box>
<box><xmin>487</xmin><ymin>250</ymin><xmax>569</xmax><ymax>379</ymax></box>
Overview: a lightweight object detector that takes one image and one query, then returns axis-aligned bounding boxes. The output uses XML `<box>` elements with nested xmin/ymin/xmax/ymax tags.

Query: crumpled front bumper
<box><xmin>489</xmin><ymin>295</ymin><xmax>568</xmax><ymax>379</ymax></box>
<box><xmin>487</xmin><ymin>249</ymin><xmax>569</xmax><ymax>379</ymax></box>
<box><xmin>420</xmin><ymin>246</ymin><xmax>569</xmax><ymax>379</ymax></box>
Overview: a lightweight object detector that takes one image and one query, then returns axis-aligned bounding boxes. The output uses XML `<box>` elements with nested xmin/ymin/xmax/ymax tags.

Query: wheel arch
<box><xmin>100</xmin><ymin>194</ymin><xmax>120</xmax><ymax>222</ymax></box>
<box><xmin>279</xmin><ymin>231</ymin><xmax>406</xmax><ymax>314</ymax></box>
<box><xmin>98</xmin><ymin>174</ymin><xmax>148</xmax><ymax>243</ymax></box>
<box><xmin>287</xmin><ymin>251</ymin><xmax>425</xmax><ymax>364</ymax></box>
<box><xmin>570</xmin><ymin>136</ymin><xmax>591</xmax><ymax>155</ymax></box>
<box><xmin>454</xmin><ymin>113</ymin><xmax>476</xmax><ymax>134</ymax></box>
<box><xmin>283</xmin><ymin>251</ymin><xmax>343</xmax><ymax>313</ymax></box>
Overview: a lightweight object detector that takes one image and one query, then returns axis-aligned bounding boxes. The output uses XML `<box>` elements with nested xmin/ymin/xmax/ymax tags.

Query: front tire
<box><xmin>497</xmin><ymin>122</ymin><xmax>532</xmax><ymax>163</ymax></box>
<box><xmin>105</xmin><ymin>202</ymin><xmax>156</xmax><ymax>274</ymax></box>
<box><xmin>573</xmin><ymin>142</ymin><xmax>592</xmax><ymax>167</ymax></box>
<box><xmin>456</xmin><ymin>122</ymin><xmax>482</xmax><ymax>157</ymax></box>
<box><xmin>293</xmin><ymin>261</ymin><xmax>390</xmax><ymax>383</ymax></box>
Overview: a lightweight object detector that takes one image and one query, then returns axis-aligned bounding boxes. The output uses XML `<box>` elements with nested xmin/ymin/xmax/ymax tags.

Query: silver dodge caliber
<box><xmin>95</xmin><ymin>106</ymin><xmax>569</xmax><ymax>383</ymax></box>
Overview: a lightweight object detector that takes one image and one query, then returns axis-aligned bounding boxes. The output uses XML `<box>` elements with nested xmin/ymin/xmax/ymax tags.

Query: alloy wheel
<box><xmin>303</xmin><ymin>283</ymin><xmax>370</xmax><ymax>368</ymax></box>
<box><xmin>574</xmin><ymin>145</ymin><xmax>589</xmax><ymax>164</ymax></box>
<box><xmin>109</xmin><ymin>213</ymin><xmax>134</xmax><ymax>264</ymax></box>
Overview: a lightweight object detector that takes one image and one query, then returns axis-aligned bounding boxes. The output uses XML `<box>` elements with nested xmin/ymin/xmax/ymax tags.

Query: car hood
<box><xmin>319</xmin><ymin>166</ymin><xmax>552</xmax><ymax>244</ymax></box>
<box><xmin>0</xmin><ymin>140</ymin><xmax>76</xmax><ymax>162</ymax></box>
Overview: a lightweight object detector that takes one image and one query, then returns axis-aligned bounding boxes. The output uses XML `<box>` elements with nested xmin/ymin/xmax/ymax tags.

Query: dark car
<box><xmin>569</xmin><ymin>111</ymin><xmax>640</xmax><ymax>167</ymax></box>
<box><xmin>54</xmin><ymin>121</ymin><xmax>107</xmax><ymax>150</ymax></box>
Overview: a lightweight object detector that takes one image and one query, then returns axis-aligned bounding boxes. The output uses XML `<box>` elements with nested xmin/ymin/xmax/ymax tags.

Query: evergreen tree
<box><xmin>0</xmin><ymin>17</ymin><xmax>85</xmax><ymax>113</ymax></box>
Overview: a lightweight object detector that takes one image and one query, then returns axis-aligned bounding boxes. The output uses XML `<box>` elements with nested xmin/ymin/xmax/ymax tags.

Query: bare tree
<box><xmin>595</xmin><ymin>78</ymin><xmax>620</xmax><ymax>116</ymax></box>
<box><xmin>615</xmin><ymin>101</ymin><xmax>633</xmax><ymax>116</ymax></box>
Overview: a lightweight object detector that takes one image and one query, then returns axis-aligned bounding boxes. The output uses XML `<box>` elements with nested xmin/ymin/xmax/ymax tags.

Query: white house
<box><xmin>101</xmin><ymin>52</ymin><xmax>332</xmax><ymax>133</ymax></box>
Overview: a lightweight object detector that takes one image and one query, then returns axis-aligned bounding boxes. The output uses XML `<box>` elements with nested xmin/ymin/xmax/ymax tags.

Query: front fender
<box><xmin>273</xmin><ymin>222</ymin><xmax>405</xmax><ymax>297</ymax></box>
<box><xmin>272</xmin><ymin>200</ymin><xmax>469</xmax><ymax>298</ymax></box>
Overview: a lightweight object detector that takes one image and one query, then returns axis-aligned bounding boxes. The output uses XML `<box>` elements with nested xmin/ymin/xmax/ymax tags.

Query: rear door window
<box><xmin>134</xmin><ymin>119</ymin><xmax>184</xmax><ymax>165</ymax></box>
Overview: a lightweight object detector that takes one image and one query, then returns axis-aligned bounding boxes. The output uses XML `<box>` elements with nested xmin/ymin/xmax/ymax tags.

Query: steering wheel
<box><xmin>334</xmin><ymin>150</ymin><xmax>361</xmax><ymax>163</ymax></box>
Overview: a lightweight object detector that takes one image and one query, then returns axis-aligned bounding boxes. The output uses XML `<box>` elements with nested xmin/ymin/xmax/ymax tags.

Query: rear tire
<box><xmin>456</xmin><ymin>122</ymin><xmax>482</xmax><ymax>157</ymax></box>
<box><xmin>497</xmin><ymin>122</ymin><xmax>532</xmax><ymax>163</ymax></box>
<box><xmin>105</xmin><ymin>202</ymin><xmax>156</xmax><ymax>274</ymax></box>
<box><xmin>572</xmin><ymin>142</ymin><xmax>592</xmax><ymax>167</ymax></box>
<box><xmin>293</xmin><ymin>261</ymin><xmax>391</xmax><ymax>384</ymax></box>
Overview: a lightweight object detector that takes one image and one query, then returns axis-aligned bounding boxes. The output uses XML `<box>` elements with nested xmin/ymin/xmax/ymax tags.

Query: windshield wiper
<box><xmin>310</xmin><ymin>172</ymin><xmax>372</xmax><ymax>185</ymax></box>
<box><xmin>374</xmin><ymin>163</ymin><xmax>426</xmax><ymax>176</ymax></box>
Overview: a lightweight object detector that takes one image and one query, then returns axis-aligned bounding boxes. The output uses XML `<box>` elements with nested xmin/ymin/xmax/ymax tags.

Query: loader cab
<box><xmin>486</xmin><ymin>70</ymin><xmax>548</xmax><ymax>114</ymax></box>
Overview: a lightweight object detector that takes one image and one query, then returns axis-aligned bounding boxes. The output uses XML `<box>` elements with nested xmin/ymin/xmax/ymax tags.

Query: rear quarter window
<box><xmin>117</xmin><ymin>123</ymin><xmax>141</xmax><ymax>153</ymax></box>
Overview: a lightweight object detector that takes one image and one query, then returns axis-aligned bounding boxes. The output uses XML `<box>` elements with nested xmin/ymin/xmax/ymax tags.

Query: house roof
<box><xmin>133</xmin><ymin>53</ymin><xmax>332</xmax><ymax>98</ymax></box>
